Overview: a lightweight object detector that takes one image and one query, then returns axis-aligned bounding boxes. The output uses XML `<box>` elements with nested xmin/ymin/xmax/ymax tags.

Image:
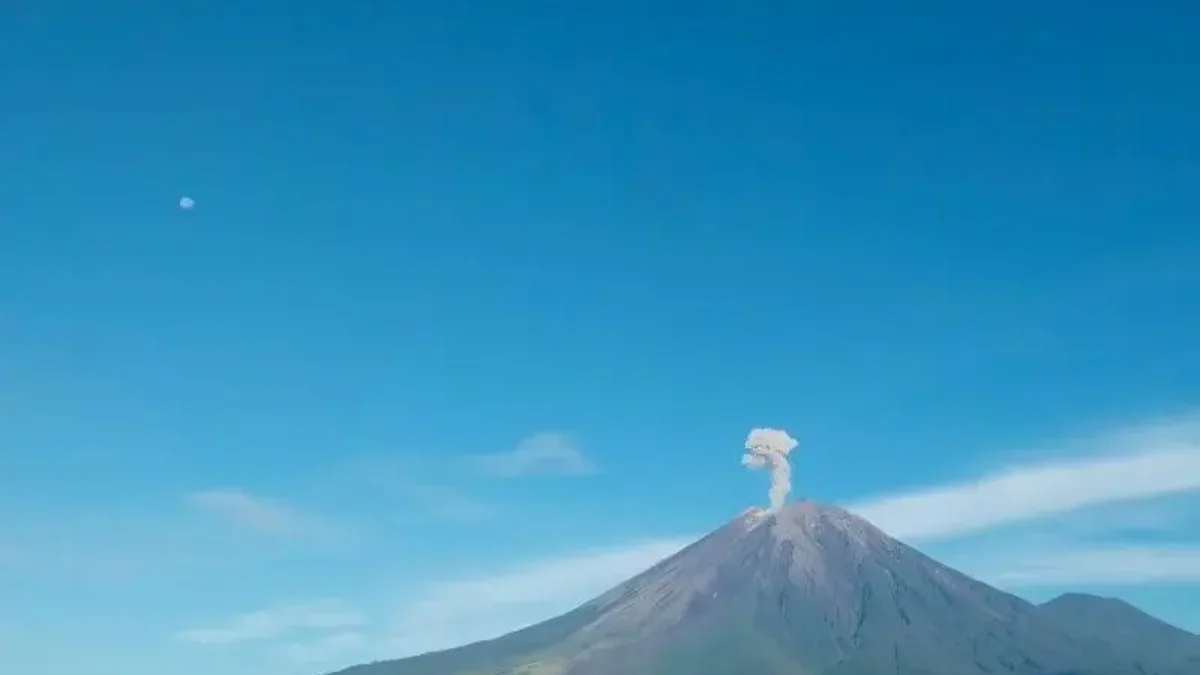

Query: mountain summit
<box><xmin>333</xmin><ymin>502</ymin><xmax>1193</xmax><ymax>675</ymax></box>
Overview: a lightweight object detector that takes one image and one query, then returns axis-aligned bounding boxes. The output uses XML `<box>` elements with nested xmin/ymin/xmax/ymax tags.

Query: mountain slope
<box><xmin>332</xmin><ymin>503</ymin><xmax>1185</xmax><ymax>675</ymax></box>
<box><xmin>1037</xmin><ymin>593</ymin><xmax>1200</xmax><ymax>674</ymax></box>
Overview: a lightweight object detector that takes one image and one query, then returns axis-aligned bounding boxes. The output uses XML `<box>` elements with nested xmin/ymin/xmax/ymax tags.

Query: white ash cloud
<box><xmin>742</xmin><ymin>427</ymin><xmax>799</xmax><ymax>511</ymax></box>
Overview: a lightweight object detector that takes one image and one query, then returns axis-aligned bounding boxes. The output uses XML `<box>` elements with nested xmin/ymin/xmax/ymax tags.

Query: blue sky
<box><xmin>2</xmin><ymin>2</ymin><xmax>1199</xmax><ymax>674</ymax></box>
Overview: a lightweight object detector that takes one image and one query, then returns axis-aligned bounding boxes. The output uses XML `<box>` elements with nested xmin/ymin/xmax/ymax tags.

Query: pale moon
<box><xmin>179</xmin><ymin>196</ymin><xmax>195</xmax><ymax>210</ymax></box>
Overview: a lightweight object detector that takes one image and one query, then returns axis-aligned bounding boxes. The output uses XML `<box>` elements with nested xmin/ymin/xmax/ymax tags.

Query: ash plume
<box><xmin>741</xmin><ymin>427</ymin><xmax>798</xmax><ymax>511</ymax></box>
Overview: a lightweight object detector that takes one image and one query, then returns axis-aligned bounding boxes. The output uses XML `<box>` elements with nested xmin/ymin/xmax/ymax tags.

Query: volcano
<box><xmin>332</xmin><ymin>502</ymin><xmax>1197</xmax><ymax>675</ymax></box>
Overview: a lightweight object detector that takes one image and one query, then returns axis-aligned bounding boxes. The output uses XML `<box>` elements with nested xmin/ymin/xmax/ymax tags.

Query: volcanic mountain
<box><xmin>332</xmin><ymin>502</ymin><xmax>1196</xmax><ymax>675</ymax></box>
<box><xmin>1036</xmin><ymin>592</ymin><xmax>1200</xmax><ymax>673</ymax></box>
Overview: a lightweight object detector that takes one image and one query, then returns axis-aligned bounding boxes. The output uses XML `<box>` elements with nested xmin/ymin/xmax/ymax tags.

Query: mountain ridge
<box><xmin>1036</xmin><ymin>592</ymin><xmax>1200</xmax><ymax>673</ymax></box>
<box><xmin>331</xmin><ymin>502</ymin><xmax>1194</xmax><ymax>675</ymax></box>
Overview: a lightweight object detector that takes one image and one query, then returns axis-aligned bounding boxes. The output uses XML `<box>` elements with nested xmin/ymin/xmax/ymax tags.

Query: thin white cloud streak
<box><xmin>340</xmin><ymin>457</ymin><xmax>497</xmax><ymax>523</ymax></box>
<box><xmin>389</xmin><ymin>481</ymin><xmax>495</xmax><ymax>523</ymax></box>
<box><xmin>380</xmin><ymin>537</ymin><xmax>693</xmax><ymax>658</ymax></box>
<box><xmin>179</xmin><ymin>539</ymin><xmax>694</xmax><ymax>661</ymax></box>
<box><xmin>277</xmin><ymin>630</ymin><xmax>368</xmax><ymax>666</ymax></box>
<box><xmin>186</xmin><ymin>488</ymin><xmax>336</xmax><ymax>540</ymax></box>
<box><xmin>986</xmin><ymin>546</ymin><xmax>1200</xmax><ymax>586</ymax></box>
<box><xmin>846</xmin><ymin>418</ymin><xmax>1200</xmax><ymax>542</ymax></box>
<box><xmin>181</xmin><ymin>414</ymin><xmax>1200</xmax><ymax>661</ymax></box>
<box><xmin>471</xmin><ymin>432</ymin><xmax>596</xmax><ymax>478</ymax></box>
<box><xmin>371</xmin><ymin>416</ymin><xmax>1200</xmax><ymax>656</ymax></box>
<box><xmin>0</xmin><ymin>507</ymin><xmax>292</xmax><ymax>581</ymax></box>
<box><xmin>375</xmin><ymin>538</ymin><xmax>1200</xmax><ymax>660</ymax></box>
<box><xmin>176</xmin><ymin>602</ymin><xmax>367</xmax><ymax>645</ymax></box>
<box><xmin>1035</xmin><ymin>495</ymin><xmax>1200</xmax><ymax>537</ymax></box>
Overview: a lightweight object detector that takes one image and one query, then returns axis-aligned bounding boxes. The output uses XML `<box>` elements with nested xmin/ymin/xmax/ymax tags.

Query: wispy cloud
<box><xmin>985</xmin><ymin>545</ymin><xmax>1200</xmax><ymax>586</ymax></box>
<box><xmin>187</xmin><ymin>488</ymin><xmax>337</xmax><ymax>540</ymax></box>
<box><xmin>176</xmin><ymin>602</ymin><xmax>367</xmax><ymax>645</ymax></box>
<box><xmin>846</xmin><ymin>416</ymin><xmax>1200</xmax><ymax>542</ymax></box>
<box><xmin>177</xmin><ymin>414</ymin><xmax>1200</xmax><ymax>663</ymax></box>
<box><xmin>277</xmin><ymin>630</ymin><xmax>369</xmax><ymax>666</ymax></box>
<box><xmin>470</xmin><ymin>432</ymin><xmax>596</xmax><ymax>478</ymax></box>
<box><xmin>390</xmin><ymin>481</ymin><xmax>496</xmax><ymax>522</ymax></box>
<box><xmin>181</xmin><ymin>538</ymin><xmax>693</xmax><ymax>663</ymax></box>
<box><xmin>340</xmin><ymin>458</ymin><xmax>497</xmax><ymax>523</ymax></box>
<box><xmin>366</xmin><ymin>415</ymin><xmax>1200</xmax><ymax>656</ymax></box>
<box><xmin>0</xmin><ymin>506</ymin><xmax>291</xmax><ymax>581</ymax></box>
<box><xmin>373</xmin><ymin>538</ymin><xmax>1200</xmax><ymax>660</ymax></box>
<box><xmin>371</xmin><ymin>536</ymin><xmax>1200</xmax><ymax>659</ymax></box>
<box><xmin>379</xmin><ymin>537</ymin><xmax>692</xmax><ymax>658</ymax></box>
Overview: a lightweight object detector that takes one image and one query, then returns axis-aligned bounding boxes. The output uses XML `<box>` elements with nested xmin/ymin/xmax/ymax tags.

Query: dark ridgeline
<box><xmin>330</xmin><ymin>502</ymin><xmax>1200</xmax><ymax>675</ymax></box>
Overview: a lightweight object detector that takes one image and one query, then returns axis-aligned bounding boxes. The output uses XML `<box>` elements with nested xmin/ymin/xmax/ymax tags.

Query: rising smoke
<box><xmin>742</xmin><ymin>427</ymin><xmax>799</xmax><ymax>512</ymax></box>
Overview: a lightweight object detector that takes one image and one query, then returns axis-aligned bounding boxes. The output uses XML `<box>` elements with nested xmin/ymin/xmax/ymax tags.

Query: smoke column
<box><xmin>741</xmin><ymin>428</ymin><xmax>799</xmax><ymax>512</ymax></box>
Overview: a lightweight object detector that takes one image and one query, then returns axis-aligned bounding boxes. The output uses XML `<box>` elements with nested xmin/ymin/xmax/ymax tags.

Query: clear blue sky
<box><xmin>3</xmin><ymin>2</ymin><xmax>1199</xmax><ymax>674</ymax></box>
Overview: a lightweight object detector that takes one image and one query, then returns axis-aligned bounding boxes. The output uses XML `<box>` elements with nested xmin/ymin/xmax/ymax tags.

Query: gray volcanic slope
<box><xmin>1036</xmin><ymin>593</ymin><xmax>1200</xmax><ymax>674</ymax></box>
<box><xmin>331</xmin><ymin>502</ymin><xmax>1190</xmax><ymax>675</ymax></box>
